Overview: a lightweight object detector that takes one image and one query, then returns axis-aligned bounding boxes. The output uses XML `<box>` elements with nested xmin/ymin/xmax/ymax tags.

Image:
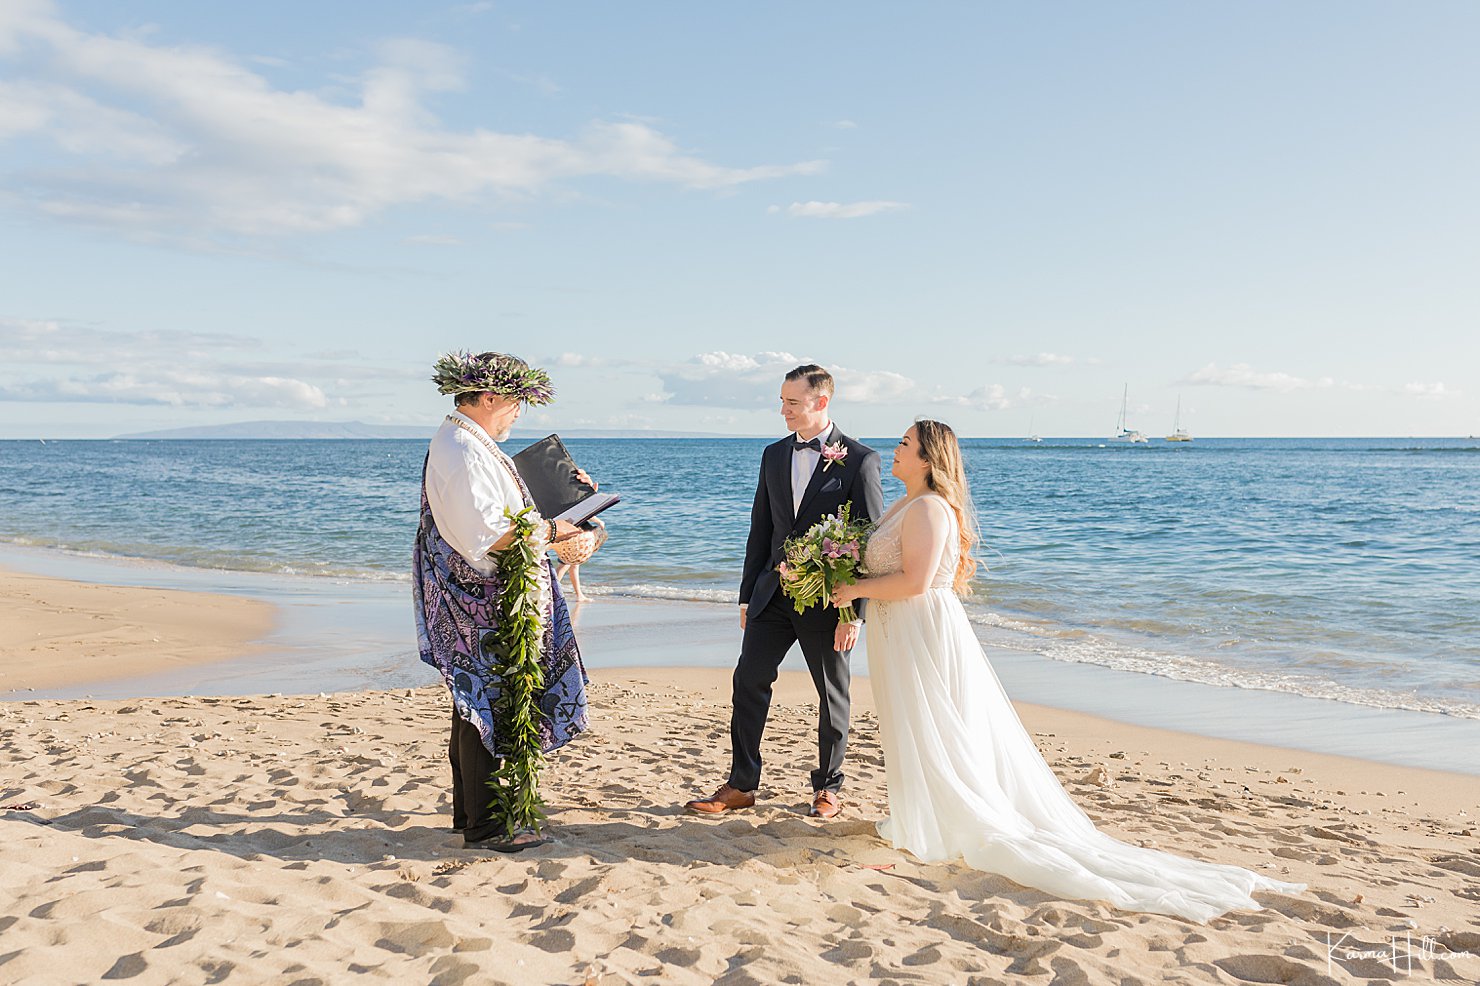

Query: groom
<box><xmin>687</xmin><ymin>364</ymin><xmax>883</xmax><ymax>819</ymax></box>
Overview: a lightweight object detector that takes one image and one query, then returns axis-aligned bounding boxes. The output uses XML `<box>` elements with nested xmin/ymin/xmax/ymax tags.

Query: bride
<box><xmin>829</xmin><ymin>420</ymin><xmax>1303</xmax><ymax>922</ymax></box>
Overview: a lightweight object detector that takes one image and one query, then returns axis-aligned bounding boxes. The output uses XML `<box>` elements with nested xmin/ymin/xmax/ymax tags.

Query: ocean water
<box><xmin>2</xmin><ymin>436</ymin><xmax>1477</xmax><ymax>721</ymax></box>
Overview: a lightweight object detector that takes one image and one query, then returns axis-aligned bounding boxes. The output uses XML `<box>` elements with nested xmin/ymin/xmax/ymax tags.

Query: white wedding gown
<box><xmin>864</xmin><ymin>494</ymin><xmax>1303</xmax><ymax>922</ymax></box>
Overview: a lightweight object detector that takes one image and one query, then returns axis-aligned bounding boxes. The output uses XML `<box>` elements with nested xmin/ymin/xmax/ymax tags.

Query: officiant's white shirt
<box><xmin>425</xmin><ymin>410</ymin><xmax>527</xmax><ymax>575</ymax></box>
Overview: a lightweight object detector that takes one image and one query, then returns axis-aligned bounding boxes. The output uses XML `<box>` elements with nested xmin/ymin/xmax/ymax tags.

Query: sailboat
<box><xmin>1111</xmin><ymin>385</ymin><xmax>1148</xmax><ymax>443</ymax></box>
<box><xmin>1025</xmin><ymin>414</ymin><xmax>1042</xmax><ymax>443</ymax></box>
<box><xmin>1166</xmin><ymin>396</ymin><xmax>1192</xmax><ymax>442</ymax></box>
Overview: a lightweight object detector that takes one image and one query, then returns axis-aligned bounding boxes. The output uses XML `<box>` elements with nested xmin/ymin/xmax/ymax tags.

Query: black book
<box><xmin>510</xmin><ymin>434</ymin><xmax>620</xmax><ymax>526</ymax></box>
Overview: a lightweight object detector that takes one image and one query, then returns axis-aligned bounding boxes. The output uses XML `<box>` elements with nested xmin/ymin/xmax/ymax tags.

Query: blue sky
<box><xmin>1</xmin><ymin>0</ymin><xmax>1477</xmax><ymax>438</ymax></box>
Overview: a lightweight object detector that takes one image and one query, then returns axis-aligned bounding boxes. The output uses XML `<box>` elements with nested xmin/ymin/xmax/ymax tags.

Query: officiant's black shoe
<box><xmin>809</xmin><ymin>789</ymin><xmax>842</xmax><ymax>819</ymax></box>
<box><xmin>685</xmin><ymin>784</ymin><xmax>755</xmax><ymax>815</ymax></box>
<box><xmin>465</xmin><ymin>827</ymin><xmax>552</xmax><ymax>853</ymax></box>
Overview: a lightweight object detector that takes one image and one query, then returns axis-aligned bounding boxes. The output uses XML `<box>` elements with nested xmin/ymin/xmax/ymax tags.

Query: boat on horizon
<box><xmin>1111</xmin><ymin>385</ymin><xmax>1148</xmax><ymax>443</ymax></box>
<box><xmin>1166</xmin><ymin>396</ymin><xmax>1193</xmax><ymax>442</ymax></box>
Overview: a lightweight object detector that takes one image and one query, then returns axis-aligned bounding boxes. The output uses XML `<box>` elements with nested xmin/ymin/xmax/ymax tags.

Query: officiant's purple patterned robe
<box><xmin>413</xmin><ymin>460</ymin><xmax>588</xmax><ymax>757</ymax></box>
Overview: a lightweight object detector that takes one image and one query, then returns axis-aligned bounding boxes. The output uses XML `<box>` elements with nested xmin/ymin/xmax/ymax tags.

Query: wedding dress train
<box><xmin>864</xmin><ymin>494</ymin><xmax>1303</xmax><ymax>922</ymax></box>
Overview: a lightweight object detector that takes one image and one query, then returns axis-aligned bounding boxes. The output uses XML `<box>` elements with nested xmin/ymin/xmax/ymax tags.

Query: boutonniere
<box><xmin>821</xmin><ymin>441</ymin><xmax>848</xmax><ymax>471</ymax></box>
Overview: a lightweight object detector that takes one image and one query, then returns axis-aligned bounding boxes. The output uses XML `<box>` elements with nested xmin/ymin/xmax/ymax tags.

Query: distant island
<box><xmin>113</xmin><ymin>420</ymin><xmax>743</xmax><ymax>440</ymax></box>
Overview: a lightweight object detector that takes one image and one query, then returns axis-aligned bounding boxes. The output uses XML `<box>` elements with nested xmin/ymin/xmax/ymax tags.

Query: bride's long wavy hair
<box><xmin>913</xmin><ymin>418</ymin><xmax>980</xmax><ymax>595</ymax></box>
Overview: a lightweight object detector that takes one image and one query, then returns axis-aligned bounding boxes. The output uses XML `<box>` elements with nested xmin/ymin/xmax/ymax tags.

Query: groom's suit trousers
<box><xmin>729</xmin><ymin>596</ymin><xmax>851</xmax><ymax>794</ymax></box>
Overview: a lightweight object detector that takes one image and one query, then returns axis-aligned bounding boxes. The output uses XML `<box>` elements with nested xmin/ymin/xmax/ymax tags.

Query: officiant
<box><xmin>412</xmin><ymin>350</ymin><xmax>591</xmax><ymax>852</ymax></box>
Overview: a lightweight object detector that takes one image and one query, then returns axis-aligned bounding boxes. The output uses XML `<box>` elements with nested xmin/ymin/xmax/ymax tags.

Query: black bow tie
<box><xmin>792</xmin><ymin>438</ymin><xmax>822</xmax><ymax>452</ymax></box>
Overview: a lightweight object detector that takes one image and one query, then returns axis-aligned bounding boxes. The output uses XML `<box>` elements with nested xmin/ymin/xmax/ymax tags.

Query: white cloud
<box><xmin>496</xmin><ymin>68</ymin><xmax>562</xmax><ymax>97</ymax></box>
<box><xmin>773</xmin><ymin>200</ymin><xmax>907</xmax><ymax>220</ymax></box>
<box><xmin>0</xmin><ymin>5</ymin><xmax>825</xmax><ymax>239</ymax></box>
<box><xmin>584</xmin><ymin>123</ymin><xmax>824</xmax><ymax>190</ymax></box>
<box><xmin>0</xmin><ymin>316</ymin><xmax>259</xmax><ymax>364</ymax></box>
<box><xmin>695</xmin><ymin>351</ymin><xmax>796</xmax><ymax>372</ymax></box>
<box><xmin>548</xmin><ymin>352</ymin><xmax>636</xmax><ymax>369</ymax></box>
<box><xmin>994</xmin><ymin>352</ymin><xmax>1077</xmax><ymax>367</ymax></box>
<box><xmin>0</xmin><ymin>0</ymin><xmax>54</xmax><ymax>54</ymax></box>
<box><xmin>0</xmin><ymin>315</ymin><xmax>380</xmax><ymax>409</ymax></box>
<box><xmin>837</xmin><ymin>370</ymin><xmax>914</xmax><ymax>403</ymax></box>
<box><xmin>648</xmin><ymin>351</ymin><xmax>1034</xmax><ymax>416</ymax></box>
<box><xmin>1183</xmin><ymin>363</ymin><xmax>1458</xmax><ymax>401</ymax></box>
<box><xmin>0</xmin><ymin>369</ymin><xmax>328</xmax><ymax>409</ymax></box>
<box><xmin>1185</xmin><ymin>362</ymin><xmax>1335</xmax><ymax>393</ymax></box>
<box><xmin>931</xmin><ymin>384</ymin><xmax>1026</xmax><ymax>412</ymax></box>
<box><xmin>651</xmin><ymin>351</ymin><xmax>919</xmax><ymax>410</ymax></box>
<box><xmin>0</xmin><ymin>80</ymin><xmax>185</xmax><ymax>162</ymax></box>
<box><xmin>828</xmin><ymin>119</ymin><xmax>858</xmax><ymax>130</ymax></box>
<box><xmin>403</xmin><ymin>233</ymin><xmax>464</xmax><ymax>246</ymax></box>
<box><xmin>654</xmin><ymin>351</ymin><xmax>799</xmax><ymax>407</ymax></box>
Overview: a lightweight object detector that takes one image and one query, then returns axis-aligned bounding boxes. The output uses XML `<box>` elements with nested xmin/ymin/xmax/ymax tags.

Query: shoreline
<box><xmin>2</xmin><ymin>542</ymin><xmax>1479</xmax><ymax>778</ymax></box>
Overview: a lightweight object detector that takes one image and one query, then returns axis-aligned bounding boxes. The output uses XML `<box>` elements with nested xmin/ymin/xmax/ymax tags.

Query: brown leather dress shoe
<box><xmin>685</xmin><ymin>783</ymin><xmax>756</xmax><ymax>815</ymax></box>
<box><xmin>809</xmin><ymin>789</ymin><xmax>842</xmax><ymax>819</ymax></box>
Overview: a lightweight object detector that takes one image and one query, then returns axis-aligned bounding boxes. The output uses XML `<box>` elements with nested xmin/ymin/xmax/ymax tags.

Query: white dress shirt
<box><xmin>425</xmin><ymin>411</ymin><xmax>529</xmax><ymax>575</ymax></box>
<box><xmin>791</xmin><ymin>422</ymin><xmax>859</xmax><ymax>626</ymax></box>
<box><xmin>791</xmin><ymin>423</ymin><xmax>833</xmax><ymax>516</ymax></box>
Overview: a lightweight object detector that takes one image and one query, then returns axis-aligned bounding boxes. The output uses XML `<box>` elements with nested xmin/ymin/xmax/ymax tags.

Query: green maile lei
<box><xmin>486</xmin><ymin>504</ymin><xmax>550</xmax><ymax>836</ymax></box>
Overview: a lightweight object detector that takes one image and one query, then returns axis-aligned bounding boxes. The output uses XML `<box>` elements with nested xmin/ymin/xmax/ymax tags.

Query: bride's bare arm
<box><xmin>832</xmin><ymin>499</ymin><xmax>951</xmax><ymax>605</ymax></box>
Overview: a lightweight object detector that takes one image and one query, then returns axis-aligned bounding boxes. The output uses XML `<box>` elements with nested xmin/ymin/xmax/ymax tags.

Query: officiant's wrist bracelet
<box><xmin>547</xmin><ymin>519</ymin><xmax>558</xmax><ymax>543</ymax></box>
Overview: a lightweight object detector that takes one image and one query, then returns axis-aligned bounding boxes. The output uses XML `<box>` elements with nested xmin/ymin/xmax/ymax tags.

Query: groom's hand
<box><xmin>834</xmin><ymin>621</ymin><xmax>860</xmax><ymax>652</ymax></box>
<box><xmin>738</xmin><ymin>604</ymin><xmax>748</xmax><ymax>630</ymax></box>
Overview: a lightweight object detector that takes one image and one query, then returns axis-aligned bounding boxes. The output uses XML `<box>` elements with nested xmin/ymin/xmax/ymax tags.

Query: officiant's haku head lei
<box><xmin>432</xmin><ymin>351</ymin><xmax>555</xmax><ymax>406</ymax></box>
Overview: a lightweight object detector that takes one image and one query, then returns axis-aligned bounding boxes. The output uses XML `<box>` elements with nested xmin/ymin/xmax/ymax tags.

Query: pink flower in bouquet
<box><xmin>821</xmin><ymin>441</ymin><xmax>848</xmax><ymax>470</ymax></box>
<box><xmin>776</xmin><ymin>503</ymin><xmax>872</xmax><ymax>624</ymax></box>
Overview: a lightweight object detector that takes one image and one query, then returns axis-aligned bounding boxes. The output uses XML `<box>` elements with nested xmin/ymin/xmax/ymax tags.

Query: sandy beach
<box><xmin>0</xmin><ymin>568</ymin><xmax>274</xmax><ymax>693</ymax></box>
<box><xmin>2</xmin><ymin>572</ymin><xmax>1479</xmax><ymax>984</ymax></box>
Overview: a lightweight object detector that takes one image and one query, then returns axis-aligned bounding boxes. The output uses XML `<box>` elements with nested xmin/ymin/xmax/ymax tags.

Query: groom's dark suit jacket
<box><xmin>739</xmin><ymin>428</ymin><xmax>884</xmax><ymax>627</ymax></box>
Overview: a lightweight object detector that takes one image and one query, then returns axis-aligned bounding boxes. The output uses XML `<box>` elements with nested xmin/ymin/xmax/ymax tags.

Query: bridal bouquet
<box><xmin>777</xmin><ymin>503</ymin><xmax>872</xmax><ymax>623</ymax></box>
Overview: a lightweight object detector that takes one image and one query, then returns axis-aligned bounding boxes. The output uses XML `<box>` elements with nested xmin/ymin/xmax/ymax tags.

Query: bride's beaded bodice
<box><xmin>864</xmin><ymin>494</ymin><xmax>958</xmax><ymax>589</ymax></box>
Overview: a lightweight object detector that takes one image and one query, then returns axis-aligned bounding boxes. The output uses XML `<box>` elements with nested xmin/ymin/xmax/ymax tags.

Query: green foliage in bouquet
<box><xmin>778</xmin><ymin>502</ymin><xmax>873</xmax><ymax>623</ymax></box>
<box><xmin>486</xmin><ymin>505</ymin><xmax>548</xmax><ymax>836</ymax></box>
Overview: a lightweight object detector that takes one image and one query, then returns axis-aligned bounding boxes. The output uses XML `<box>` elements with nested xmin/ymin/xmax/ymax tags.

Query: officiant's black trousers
<box><xmin>729</xmin><ymin>598</ymin><xmax>851</xmax><ymax>794</ymax></box>
<box><xmin>449</xmin><ymin>708</ymin><xmax>502</xmax><ymax>842</ymax></box>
